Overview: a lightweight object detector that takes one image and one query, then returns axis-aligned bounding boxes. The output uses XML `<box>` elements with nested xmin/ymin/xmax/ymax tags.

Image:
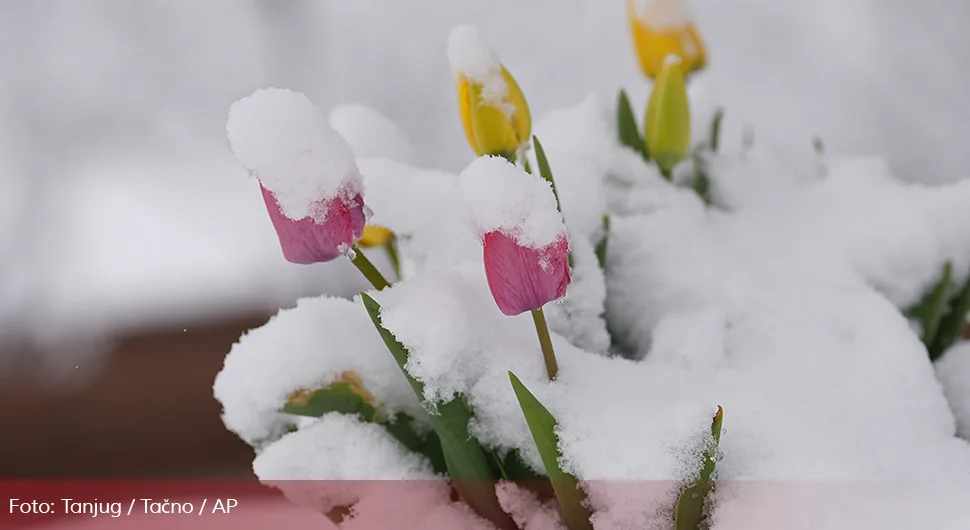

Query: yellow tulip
<box><xmin>357</xmin><ymin>224</ymin><xmax>394</xmax><ymax>248</ymax></box>
<box><xmin>456</xmin><ymin>66</ymin><xmax>531</xmax><ymax>159</ymax></box>
<box><xmin>627</xmin><ymin>0</ymin><xmax>706</xmax><ymax>79</ymax></box>
<box><xmin>645</xmin><ymin>56</ymin><xmax>691</xmax><ymax>177</ymax></box>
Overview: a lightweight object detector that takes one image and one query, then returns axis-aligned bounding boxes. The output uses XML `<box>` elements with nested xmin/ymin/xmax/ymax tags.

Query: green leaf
<box><xmin>509</xmin><ymin>372</ymin><xmax>593</xmax><ymax>530</ymax></box>
<box><xmin>533</xmin><ymin>136</ymin><xmax>561</xmax><ymax>209</ymax></box>
<box><xmin>674</xmin><ymin>406</ymin><xmax>724</xmax><ymax>530</ymax></box>
<box><xmin>813</xmin><ymin>136</ymin><xmax>825</xmax><ymax>155</ymax></box>
<box><xmin>533</xmin><ymin>135</ymin><xmax>575</xmax><ymax>270</ymax></box>
<box><xmin>282</xmin><ymin>383</ymin><xmax>377</xmax><ymax>421</ymax></box>
<box><xmin>913</xmin><ymin>262</ymin><xmax>953</xmax><ymax>352</ymax></box>
<box><xmin>617</xmin><ymin>89</ymin><xmax>650</xmax><ymax>161</ymax></box>
<box><xmin>361</xmin><ymin>294</ymin><xmax>516</xmax><ymax>530</ymax></box>
<box><xmin>691</xmin><ymin>155</ymin><xmax>712</xmax><ymax>205</ymax></box>
<box><xmin>930</xmin><ymin>267</ymin><xmax>970</xmax><ymax>361</ymax></box>
<box><xmin>282</xmin><ymin>378</ymin><xmax>448</xmax><ymax>475</ymax></box>
<box><xmin>383</xmin><ymin>413</ymin><xmax>448</xmax><ymax>475</ymax></box>
<box><xmin>709</xmin><ymin>109</ymin><xmax>724</xmax><ymax>153</ymax></box>
<box><xmin>595</xmin><ymin>214</ymin><xmax>611</xmax><ymax>270</ymax></box>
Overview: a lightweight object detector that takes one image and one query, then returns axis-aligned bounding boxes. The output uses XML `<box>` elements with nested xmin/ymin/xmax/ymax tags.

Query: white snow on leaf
<box><xmin>254</xmin><ymin>413</ymin><xmax>436</xmax><ymax>480</ymax></box>
<box><xmin>459</xmin><ymin>156</ymin><xmax>569</xmax><ymax>249</ymax></box>
<box><xmin>213</xmin><ymin>295</ymin><xmax>426</xmax><ymax>445</ymax></box>
<box><xmin>226</xmin><ymin>88</ymin><xmax>363</xmax><ymax>221</ymax></box>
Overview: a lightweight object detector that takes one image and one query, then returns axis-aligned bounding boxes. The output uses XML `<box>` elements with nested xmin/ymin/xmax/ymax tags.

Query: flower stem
<box><xmin>383</xmin><ymin>236</ymin><xmax>402</xmax><ymax>280</ymax></box>
<box><xmin>349</xmin><ymin>244</ymin><xmax>390</xmax><ymax>290</ymax></box>
<box><xmin>530</xmin><ymin>307</ymin><xmax>558</xmax><ymax>381</ymax></box>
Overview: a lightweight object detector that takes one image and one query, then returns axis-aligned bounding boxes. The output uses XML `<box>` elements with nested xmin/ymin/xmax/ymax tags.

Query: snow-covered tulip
<box><xmin>448</xmin><ymin>25</ymin><xmax>531</xmax><ymax>160</ymax></box>
<box><xmin>226</xmin><ymin>88</ymin><xmax>389</xmax><ymax>289</ymax></box>
<box><xmin>627</xmin><ymin>0</ymin><xmax>706</xmax><ymax>79</ymax></box>
<box><xmin>645</xmin><ymin>56</ymin><xmax>691</xmax><ymax>178</ymax></box>
<box><xmin>460</xmin><ymin>156</ymin><xmax>571</xmax><ymax>380</ymax></box>
<box><xmin>483</xmin><ymin>231</ymin><xmax>570</xmax><ymax>316</ymax></box>
<box><xmin>259</xmin><ymin>184</ymin><xmax>366</xmax><ymax>264</ymax></box>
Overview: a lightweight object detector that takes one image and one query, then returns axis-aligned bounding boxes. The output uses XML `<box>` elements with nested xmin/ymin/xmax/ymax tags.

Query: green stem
<box><xmin>349</xmin><ymin>245</ymin><xmax>390</xmax><ymax>290</ymax></box>
<box><xmin>530</xmin><ymin>307</ymin><xmax>559</xmax><ymax>381</ymax></box>
<box><xmin>384</xmin><ymin>237</ymin><xmax>402</xmax><ymax>280</ymax></box>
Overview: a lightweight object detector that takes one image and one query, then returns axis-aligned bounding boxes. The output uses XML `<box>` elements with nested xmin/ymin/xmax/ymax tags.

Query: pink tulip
<box><xmin>260</xmin><ymin>184</ymin><xmax>366</xmax><ymax>264</ymax></box>
<box><xmin>483</xmin><ymin>230</ymin><xmax>571</xmax><ymax>316</ymax></box>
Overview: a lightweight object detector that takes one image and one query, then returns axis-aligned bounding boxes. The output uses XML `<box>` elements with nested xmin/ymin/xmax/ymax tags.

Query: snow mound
<box><xmin>213</xmin><ymin>296</ymin><xmax>425</xmax><ymax>446</ymax></box>
<box><xmin>937</xmin><ymin>342</ymin><xmax>970</xmax><ymax>440</ymax></box>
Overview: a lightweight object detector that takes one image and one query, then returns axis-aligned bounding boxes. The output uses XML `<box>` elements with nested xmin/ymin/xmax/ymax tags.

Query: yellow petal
<box><xmin>455</xmin><ymin>67</ymin><xmax>531</xmax><ymax>158</ymax></box>
<box><xmin>645</xmin><ymin>57</ymin><xmax>691</xmax><ymax>176</ymax></box>
<box><xmin>457</xmin><ymin>75</ymin><xmax>483</xmax><ymax>156</ymax></box>
<box><xmin>358</xmin><ymin>224</ymin><xmax>394</xmax><ymax>247</ymax></box>
<box><xmin>627</xmin><ymin>0</ymin><xmax>707</xmax><ymax>79</ymax></box>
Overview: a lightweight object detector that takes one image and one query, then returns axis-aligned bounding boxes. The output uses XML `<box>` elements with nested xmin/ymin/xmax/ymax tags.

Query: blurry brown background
<box><xmin>0</xmin><ymin>315</ymin><xmax>268</xmax><ymax>478</ymax></box>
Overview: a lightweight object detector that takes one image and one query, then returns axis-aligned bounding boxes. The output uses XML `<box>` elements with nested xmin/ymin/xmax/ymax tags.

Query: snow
<box><xmin>253</xmin><ymin>412</ymin><xmax>435</xmax><ymax>480</ymax></box>
<box><xmin>937</xmin><ymin>342</ymin><xmax>970</xmax><ymax>440</ymax></box>
<box><xmin>215</xmin><ymin>87</ymin><xmax>970</xmax><ymax>528</ymax></box>
<box><xmin>254</xmin><ymin>417</ymin><xmax>496</xmax><ymax>530</ymax></box>
<box><xmin>447</xmin><ymin>25</ymin><xmax>511</xmax><ymax>112</ymax></box>
<box><xmin>213</xmin><ymin>295</ymin><xmax>427</xmax><ymax>445</ymax></box>
<box><xmin>630</xmin><ymin>0</ymin><xmax>695</xmax><ymax>30</ymax></box>
<box><xmin>329</xmin><ymin>104</ymin><xmax>418</xmax><ymax>165</ymax></box>
<box><xmin>459</xmin><ymin>156</ymin><xmax>569</xmax><ymax>249</ymax></box>
<box><xmin>227</xmin><ymin>88</ymin><xmax>363</xmax><ymax>221</ymax></box>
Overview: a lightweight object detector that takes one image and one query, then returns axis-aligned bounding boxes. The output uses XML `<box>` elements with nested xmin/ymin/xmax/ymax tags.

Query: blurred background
<box><xmin>1</xmin><ymin>0</ymin><xmax>968</xmax><ymax>478</ymax></box>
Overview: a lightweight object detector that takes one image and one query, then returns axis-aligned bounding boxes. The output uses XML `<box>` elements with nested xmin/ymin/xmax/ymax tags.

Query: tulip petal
<box><xmin>261</xmin><ymin>184</ymin><xmax>365</xmax><ymax>264</ymax></box>
<box><xmin>483</xmin><ymin>231</ymin><xmax>570</xmax><ymax>316</ymax></box>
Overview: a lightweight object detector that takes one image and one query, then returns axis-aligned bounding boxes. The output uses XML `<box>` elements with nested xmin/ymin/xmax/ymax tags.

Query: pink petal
<box><xmin>482</xmin><ymin>231</ymin><xmax>571</xmax><ymax>316</ymax></box>
<box><xmin>260</xmin><ymin>184</ymin><xmax>365</xmax><ymax>264</ymax></box>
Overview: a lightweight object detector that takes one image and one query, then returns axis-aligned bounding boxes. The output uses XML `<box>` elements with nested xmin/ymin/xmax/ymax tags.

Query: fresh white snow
<box><xmin>227</xmin><ymin>88</ymin><xmax>364</xmax><ymax>221</ymax></box>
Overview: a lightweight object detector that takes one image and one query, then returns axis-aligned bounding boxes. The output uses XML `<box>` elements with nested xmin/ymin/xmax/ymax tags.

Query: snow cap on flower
<box><xmin>227</xmin><ymin>88</ymin><xmax>364</xmax><ymax>221</ymax></box>
<box><xmin>459</xmin><ymin>156</ymin><xmax>570</xmax><ymax>315</ymax></box>
<box><xmin>628</xmin><ymin>0</ymin><xmax>707</xmax><ymax>79</ymax></box>
<box><xmin>645</xmin><ymin>55</ymin><xmax>691</xmax><ymax>176</ymax></box>
<box><xmin>447</xmin><ymin>25</ymin><xmax>531</xmax><ymax>158</ymax></box>
<box><xmin>226</xmin><ymin>88</ymin><xmax>366</xmax><ymax>263</ymax></box>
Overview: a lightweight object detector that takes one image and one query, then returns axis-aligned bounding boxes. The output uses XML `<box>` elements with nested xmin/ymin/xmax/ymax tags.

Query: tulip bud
<box><xmin>227</xmin><ymin>88</ymin><xmax>366</xmax><ymax>264</ymax></box>
<box><xmin>357</xmin><ymin>224</ymin><xmax>394</xmax><ymax>248</ymax></box>
<box><xmin>627</xmin><ymin>0</ymin><xmax>707</xmax><ymax>79</ymax></box>
<box><xmin>448</xmin><ymin>25</ymin><xmax>531</xmax><ymax>159</ymax></box>
<box><xmin>645</xmin><ymin>56</ymin><xmax>691</xmax><ymax>177</ymax></box>
<box><xmin>459</xmin><ymin>156</ymin><xmax>571</xmax><ymax>316</ymax></box>
<box><xmin>483</xmin><ymin>231</ymin><xmax>571</xmax><ymax>316</ymax></box>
